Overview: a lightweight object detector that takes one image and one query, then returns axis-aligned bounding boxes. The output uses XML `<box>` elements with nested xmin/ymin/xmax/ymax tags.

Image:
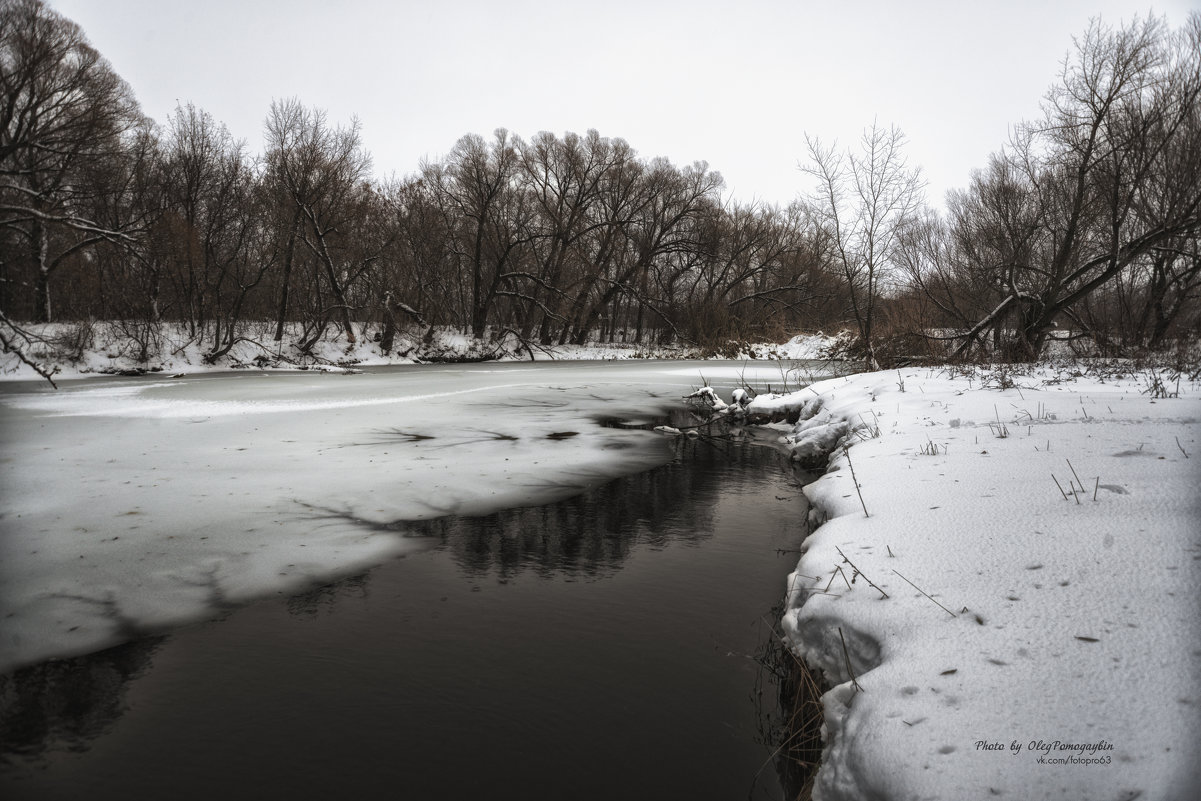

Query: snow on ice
<box><xmin>0</xmin><ymin>359</ymin><xmax>822</xmax><ymax>674</ymax></box>
<box><xmin>751</xmin><ymin>366</ymin><xmax>1201</xmax><ymax>801</ymax></box>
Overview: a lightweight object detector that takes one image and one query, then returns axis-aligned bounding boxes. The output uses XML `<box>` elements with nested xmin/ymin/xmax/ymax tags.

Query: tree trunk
<box><xmin>380</xmin><ymin>292</ymin><xmax>399</xmax><ymax>354</ymax></box>
<box><xmin>32</xmin><ymin>218</ymin><xmax>52</xmax><ymax>324</ymax></box>
<box><xmin>273</xmin><ymin>212</ymin><xmax>302</xmax><ymax>343</ymax></box>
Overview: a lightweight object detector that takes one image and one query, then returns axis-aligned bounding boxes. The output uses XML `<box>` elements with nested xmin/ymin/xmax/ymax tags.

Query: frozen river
<box><xmin>0</xmin><ymin>359</ymin><xmax>830</xmax><ymax>673</ymax></box>
<box><xmin>0</xmin><ymin>359</ymin><xmax>834</xmax><ymax>799</ymax></box>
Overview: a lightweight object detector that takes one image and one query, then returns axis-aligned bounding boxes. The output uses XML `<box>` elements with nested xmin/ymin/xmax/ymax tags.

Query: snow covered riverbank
<box><xmin>749</xmin><ymin>365</ymin><xmax>1201</xmax><ymax>800</ymax></box>
<box><xmin>0</xmin><ymin>322</ymin><xmax>839</xmax><ymax>383</ymax></box>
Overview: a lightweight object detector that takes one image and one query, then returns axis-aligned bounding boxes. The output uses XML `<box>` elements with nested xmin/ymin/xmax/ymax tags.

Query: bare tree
<box><xmin>570</xmin><ymin>158</ymin><xmax>723</xmax><ymax>346</ymax></box>
<box><xmin>517</xmin><ymin>130</ymin><xmax>622</xmax><ymax>344</ymax></box>
<box><xmin>944</xmin><ymin>14</ymin><xmax>1201</xmax><ymax>359</ymax></box>
<box><xmin>676</xmin><ymin>201</ymin><xmax>822</xmax><ymax>343</ymax></box>
<box><xmin>552</xmin><ymin>137</ymin><xmax>647</xmax><ymax>344</ymax></box>
<box><xmin>802</xmin><ymin>121</ymin><xmax>924</xmax><ymax>368</ymax></box>
<box><xmin>157</xmin><ymin>103</ymin><xmax>266</xmax><ymax>359</ymax></box>
<box><xmin>0</xmin><ymin>0</ymin><xmax>143</xmax><ymax>380</ymax></box>
<box><xmin>427</xmin><ymin>129</ymin><xmax>539</xmax><ymax>340</ymax></box>
<box><xmin>263</xmin><ymin>99</ymin><xmax>374</xmax><ymax>350</ymax></box>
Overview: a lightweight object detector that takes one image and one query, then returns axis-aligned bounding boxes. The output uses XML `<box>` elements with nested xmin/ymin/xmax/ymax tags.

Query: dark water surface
<box><xmin>1</xmin><ymin>432</ymin><xmax>810</xmax><ymax>800</ymax></box>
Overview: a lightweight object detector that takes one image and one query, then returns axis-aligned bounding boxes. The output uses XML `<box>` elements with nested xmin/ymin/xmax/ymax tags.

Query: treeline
<box><xmin>0</xmin><ymin>0</ymin><xmax>832</xmax><ymax>372</ymax></box>
<box><xmin>2</xmin><ymin>0</ymin><xmax>1199</xmax><ymax>379</ymax></box>
<box><xmin>896</xmin><ymin>14</ymin><xmax>1201</xmax><ymax>365</ymax></box>
<box><xmin>799</xmin><ymin>13</ymin><xmax>1201</xmax><ymax>367</ymax></box>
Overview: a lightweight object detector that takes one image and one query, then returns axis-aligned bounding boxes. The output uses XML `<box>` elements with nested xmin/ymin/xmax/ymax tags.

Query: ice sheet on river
<box><xmin>0</xmin><ymin>361</ymin><xmax>821</xmax><ymax>673</ymax></box>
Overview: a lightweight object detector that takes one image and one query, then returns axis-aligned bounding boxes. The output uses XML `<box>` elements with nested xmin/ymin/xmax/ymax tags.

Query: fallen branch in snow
<box><xmin>891</xmin><ymin>569</ymin><xmax>957</xmax><ymax>618</ymax></box>
<box><xmin>1066</xmin><ymin>459</ymin><xmax>1085</xmax><ymax>492</ymax></box>
<box><xmin>825</xmin><ymin>564</ymin><xmax>853</xmax><ymax>593</ymax></box>
<box><xmin>838</xmin><ymin>627</ymin><xmax>863</xmax><ymax>692</ymax></box>
<box><xmin>1056</xmin><ymin>459</ymin><xmax>1085</xmax><ymax>504</ymax></box>
<box><xmin>684</xmin><ymin>384</ymin><xmax>727</xmax><ymax>411</ymax></box>
<box><xmin>835</xmin><ymin>547</ymin><xmax>888</xmax><ymax>599</ymax></box>
<box><xmin>843</xmin><ymin>446</ymin><xmax>869</xmax><ymax>517</ymax></box>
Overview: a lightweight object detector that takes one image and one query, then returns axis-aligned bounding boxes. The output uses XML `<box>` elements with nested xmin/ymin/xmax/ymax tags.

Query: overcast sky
<box><xmin>48</xmin><ymin>0</ymin><xmax>1194</xmax><ymax>209</ymax></box>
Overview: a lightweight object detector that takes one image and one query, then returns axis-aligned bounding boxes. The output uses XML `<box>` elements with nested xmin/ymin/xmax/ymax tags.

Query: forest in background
<box><xmin>2</xmin><ymin>0</ymin><xmax>1199</xmax><ymax>381</ymax></box>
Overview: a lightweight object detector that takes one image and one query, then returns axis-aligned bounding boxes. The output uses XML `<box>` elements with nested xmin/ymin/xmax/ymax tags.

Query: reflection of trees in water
<box><xmin>0</xmin><ymin>637</ymin><xmax>162</xmax><ymax>763</ymax></box>
<box><xmin>416</xmin><ymin>438</ymin><xmax>794</xmax><ymax>581</ymax></box>
<box><xmin>285</xmin><ymin>573</ymin><xmax>370</xmax><ymax>618</ymax></box>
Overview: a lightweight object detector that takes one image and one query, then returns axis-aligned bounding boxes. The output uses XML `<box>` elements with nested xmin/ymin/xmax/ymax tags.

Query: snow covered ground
<box><xmin>0</xmin><ymin>359</ymin><xmax>833</xmax><ymax>675</ymax></box>
<box><xmin>747</xmin><ymin>365</ymin><xmax>1201</xmax><ymax>801</ymax></box>
<box><xmin>0</xmin><ymin>322</ymin><xmax>839</xmax><ymax>382</ymax></box>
